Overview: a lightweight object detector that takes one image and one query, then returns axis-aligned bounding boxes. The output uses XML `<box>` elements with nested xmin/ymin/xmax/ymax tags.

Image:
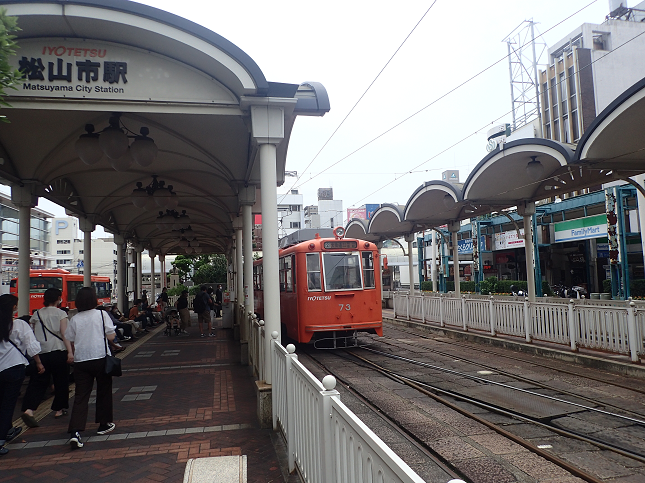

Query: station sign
<box><xmin>553</xmin><ymin>214</ymin><xmax>607</xmax><ymax>243</ymax></box>
<box><xmin>10</xmin><ymin>38</ymin><xmax>235</xmax><ymax>104</ymax></box>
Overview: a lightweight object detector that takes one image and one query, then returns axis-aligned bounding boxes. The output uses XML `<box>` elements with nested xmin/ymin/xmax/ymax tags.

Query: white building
<box><xmin>277</xmin><ymin>189</ymin><xmax>304</xmax><ymax>238</ymax></box>
<box><xmin>304</xmin><ymin>188</ymin><xmax>343</xmax><ymax>229</ymax></box>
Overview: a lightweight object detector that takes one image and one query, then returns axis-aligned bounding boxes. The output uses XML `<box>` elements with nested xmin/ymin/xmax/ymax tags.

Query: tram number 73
<box><xmin>339</xmin><ymin>304</ymin><xmax>351</xmax><ymax>311</ymax></box>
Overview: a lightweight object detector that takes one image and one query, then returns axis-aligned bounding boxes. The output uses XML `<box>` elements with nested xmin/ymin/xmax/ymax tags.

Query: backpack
<box><xmin>193</xmin><ymin>293</ymin><xmax>205</xmax><ymax>313</ymax></box>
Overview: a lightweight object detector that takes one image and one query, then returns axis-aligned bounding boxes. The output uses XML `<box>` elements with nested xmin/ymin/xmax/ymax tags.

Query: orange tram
<box><xmin>10</xmin><ymin>269</ymin><xmax>112</xmax><ymax>314</ymax></box>
<box><xmin>254</xmin><ymin>228</ymin><xmax>383</xmax><ymax>347</ymax></box>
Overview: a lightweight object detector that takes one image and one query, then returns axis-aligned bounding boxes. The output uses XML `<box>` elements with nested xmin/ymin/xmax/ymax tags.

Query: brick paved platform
<box><xmin>1</xmin><ymin>319</ymin><xmax>287</xmax><ymax>483</ymax></box>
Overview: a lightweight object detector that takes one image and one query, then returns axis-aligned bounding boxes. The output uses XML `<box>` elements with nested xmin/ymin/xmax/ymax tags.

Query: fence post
<box><xmin>319</xmin><ymin>375</ymin><xmax>340</xmax><ymax>483</ymax></box>
<box><xmin>627</xmin><ymin>301</ymin><xmax>639</xmax><ymax>363</ymax></box>
<box><xmin>523</xmin><ymin>297</ymin><xmax>531</xmax><ymax>343</ymax></box>
<box><xmin>285</xmin><ymin>343</ymin><xmax>298</xmax><ymax>473</ymax></box>
<box><xmin>568</xmin><ymin>300</ymin><xmax>577</xmax><ymax>351</ymax></box>
<box><xmin>489</xmin><ymin>295</ymin><xmax>496</xmax><ymax>336</ymax></box>
<box><xmin>421</xmin><ymin>292</ymin><xmax>425</xmax><ymax>324</ymax></box>
<box><xmin>271</xmin><ymin>332</ymin><xmax>279</xmax><ymax>431</ymax></box>
<box><xmin>439</xmin><ymin>293</ymin><xmax>445</xmax><ymax>327</ymax></box>
<box><xmin>258</xmin><ymin>319</ymin><xmax>265</xmax><ymax>381</ymax></box>
<box><xmin>461</xmin><ymin>295</ymin><xmax>467</xmax><ymax>331</ymax></box>
<box><xmin>406</xmin><ymin>293</ymin><xmax>410</xmax><ymax>321</ymax></box>
<box><xmin>393</xmin><ymin>292</ymin><xmax>397</xmax><ymax>318</ymax></box>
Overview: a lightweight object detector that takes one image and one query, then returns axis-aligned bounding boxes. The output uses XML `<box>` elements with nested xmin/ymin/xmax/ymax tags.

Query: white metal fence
<box><xmin>268</xmin><ymin>333</ymin><xmax>456</xmax><ymax>483</ymax></box>
<box><xmin>393</xmin><ymin>292</ymin><xmax>644</xmax><ymax>362</ymax></box>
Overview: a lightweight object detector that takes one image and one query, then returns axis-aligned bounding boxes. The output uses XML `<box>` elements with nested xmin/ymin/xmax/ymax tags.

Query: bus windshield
<box><xmin>93</xmin><ymin>281</ymin><xmax>111</xmax><ymax>299</ymax></box>
<box><xmin>322</xmin><ymin>252</ymin><xmax>362</xmax><ymax>291</ymax></box>
<box><xmin>30</xmin><ymin>276</ymin><xmax>63</xmax><ymax>293</ymax></box>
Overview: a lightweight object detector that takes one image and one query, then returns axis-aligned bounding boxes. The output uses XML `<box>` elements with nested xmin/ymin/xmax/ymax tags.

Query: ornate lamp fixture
<box><xmin>131</xmin><ymin>175</ymin><xmax>178</xmax><ymax>211</ymax></box>
<box><xmin>75</xmin><ymin>113</ymin><xmax>159</xmax><ymax>169</ymax></box>
<box><xmin>526</xmin><ymin>156</ymin><xmax>545</xmax><ymax>181</ymax></box>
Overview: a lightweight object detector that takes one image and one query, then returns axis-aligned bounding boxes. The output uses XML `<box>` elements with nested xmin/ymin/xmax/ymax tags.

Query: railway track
<box><xmin>300</xmin><ymin>331</ymin><xmax>645</xmax><ymax>483</ymax></box>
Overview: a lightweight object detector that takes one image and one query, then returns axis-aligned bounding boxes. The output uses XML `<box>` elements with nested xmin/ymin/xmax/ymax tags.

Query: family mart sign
<box><xmin>554</xmin><ymin>214</ymin><xmax>607</xmax><ymax>242</ymax></box>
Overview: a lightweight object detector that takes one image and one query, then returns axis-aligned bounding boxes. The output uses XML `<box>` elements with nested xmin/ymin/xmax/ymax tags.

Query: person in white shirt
<box><xmin>0</xmin><ymin>294</ymin><xmax>44</xmax><ymax>456</ymax></box>
<box><xmin>65</xmin><ymin>287</ymin><xmax>117</xmax><ymax>450</ymax></box>
<box><xmin>21</xmin><ymin>288</ymin><xmax>74</xmax><ymax>427</ymax></box>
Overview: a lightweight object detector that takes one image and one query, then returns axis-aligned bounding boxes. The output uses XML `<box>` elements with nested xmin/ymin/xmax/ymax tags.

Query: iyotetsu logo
<box><xmin>307</xmin><ymin>295</ymin><xmax>331</xmax><ymax>301</ymax></box>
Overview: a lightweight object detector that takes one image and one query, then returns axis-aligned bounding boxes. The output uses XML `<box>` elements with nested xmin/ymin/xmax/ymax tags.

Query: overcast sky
<box><xmin>2</xmin><ymin>0</ymin><xmax>616</xmax><ymax>231</ymax></box>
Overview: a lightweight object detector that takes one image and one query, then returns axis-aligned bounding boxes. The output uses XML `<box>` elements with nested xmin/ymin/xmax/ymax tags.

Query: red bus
<box><xmin>254</xmin><ymin>227</ymin><xmax>383</xmax><ymax>346</ymax></box>
<box><xmin>10</xmin><ymin>269</ymin><xmax>112</xmax><ymax>314</ymax></box>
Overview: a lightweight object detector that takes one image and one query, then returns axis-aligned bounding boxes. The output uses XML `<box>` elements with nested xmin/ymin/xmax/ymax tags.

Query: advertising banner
<box><xmin>494</xmin><ymin>229</ymin><xmax>525</xmax><ymax>250</ymax></box>
<box><xmin>347</xmin><ymin>208</ymin><xmax>367</xmax><ymax>220</ymax></box>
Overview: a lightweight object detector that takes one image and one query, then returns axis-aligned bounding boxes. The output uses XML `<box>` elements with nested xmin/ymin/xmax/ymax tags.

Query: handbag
<box><xmin>100</xmin><ymin>311</ymin><xmax>122</xmax><ymax>377</ymax></box>
<box><xmin>7</xmin><ymin>338</ymin><xmax>37</xmax><ymax>376</ymax></box>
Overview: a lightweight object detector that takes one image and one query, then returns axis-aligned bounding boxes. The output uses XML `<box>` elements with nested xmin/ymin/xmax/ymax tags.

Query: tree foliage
<box><xmin>0</xmin><ymin>9</ymin><xmax>23</xmax><ymax>122</ymax></box>
<box><xmin>171</xmin><ymin>254</ymin><xmax>228</xmax><ymax>286</ymax></box>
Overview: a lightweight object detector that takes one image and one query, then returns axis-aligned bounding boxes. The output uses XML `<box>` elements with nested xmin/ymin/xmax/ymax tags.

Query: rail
<box><xmin>393</xmin><ymin>292</ymin><xmax>644</xmax><ymax>362</ymax></box>
<box><xmin>269</xmin><ymin>333</ymin><xmax>458</xmax><ymax>483</ymax></box>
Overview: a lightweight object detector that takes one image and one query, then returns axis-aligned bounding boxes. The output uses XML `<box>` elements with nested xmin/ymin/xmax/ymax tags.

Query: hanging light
<box><xmin>99</xmin><ymin>115</ymin><xmax>129</xmax><ymax>160</ymax></box>
<box><xmin>183</xmin><ymin>227</ymin><xmax>196</xmax><ymax>241</ymax></box>
<box><xmin>166</xmin><ymin>192</ymin><xmax>179</xmax><ymax>210</ymax></box>
<box><xmin>130</xmin><ymin>127</ymin><xmax>158</xmax><ymax>167</ymax></box>
<box><xmin>443</xmin><ymin>194</ymin><xmax>456</xmax><ymax>209</ymax></box>
<box><xmin>179</xmin><ymin>238</ymin><xmax>189</xmax><ymax>248</ymax></box>
<box><xmin>193</xmin><ymin>246</ymin><xmax>203</xmax><ymax>253</ymax></box>
<box><xmin>74</xmin><ymin>113</ymin><xmax>159</xmax><ymax>171</ymax></box>
<box><xmin>75</xmin><ymin>124</ymin><xmax>103</xmax><ymax>165</ymax></box>
<box><xmin>131</xmin><ymin>182</ymin><xmax>148</xmax><ymax>208</ymax></box>
<box><xmin>154</xmin><ymin>185</ymin><xmax>172</xmax><ymax>208</ymax></box>
<box><xmin>110</xmin><ymin>147</ymin><xmax>133</xmax><ymax>172</ymax></box>
<box><xmin>143</xmin><ymin>195</ymin><xmax>158</xmax><ymax>212</ymax></box>
<box><xmin>191</xmin><ymin>240</ymin><xmax>199</xmax><ymax>247</ymax></box>
<box><xmin>526</xmin><ymin>156</ymin><xmax>545</xmax><ymax>181</ymax></box>
<box><xmin>185</xmin><ymin>246</ymin><xmax>194</xmax><ymax>254</ymax></box>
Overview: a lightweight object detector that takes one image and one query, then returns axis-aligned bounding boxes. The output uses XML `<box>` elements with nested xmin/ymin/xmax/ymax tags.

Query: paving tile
<box><xmin>126</xmin><ymin>432</ymin><xmax>149</xmax><ymax>439</ymax></box>
<box><xmin>166</xmin><ymin>428</ymin><xmax>186</xmax><ymax>435</ymax></box>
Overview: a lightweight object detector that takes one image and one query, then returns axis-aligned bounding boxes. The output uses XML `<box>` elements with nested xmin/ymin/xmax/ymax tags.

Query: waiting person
<box><xmin>129</xmin><ymin>299</ymin><xmax>150</xmax><ymax>332</ymax></box>
<box><xmin>110</xmin><ymin>305</ymin><xmax>138</xmax><ymax>339</ymax></box>
<box><xmin>176</xmin><ymin>290</ymin><xmax>190</xmax><ymax>334</ymax></box>
<box><xmin>21</xmin><ymin>288</ymin><xmax>73</xmax><ymax>427</ymax></box>
<box><xmin>65</xmin><ymin>287</ymin><xmax>117</xmax><ymax>449</ymax></box>
<box><xmin>0</xmin><ymin>294</ymin><xmax>44</xmax><ymax>456</ymax></box>
<box><xmin>195</xmin><ymin>285</ymin><xmax>212</xmax><ymax>338</ymax></box>
<box><xmin>159</xmin><ymin>287</ymin><xmax>169</xmax><ymax>311</ymax></box>
<box><xmin>206</xmin><ymin>287</ymin><xmax>216</xmax><ymax>337</ymax></box>
<box><xmin>215</xmin><ymin>284</ymin><xmax>223</xmax><ymax>318</ymax></box>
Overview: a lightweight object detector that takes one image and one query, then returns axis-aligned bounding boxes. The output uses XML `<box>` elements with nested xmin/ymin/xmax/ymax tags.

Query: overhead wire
<box><xmin>347</xmin><ymin>1</ymin><xmax>645</xmax><ymax>210</ymax></box>
<box><xmin>293</xmin><ymin>0</ymin><xmax>599</xmax><ymax>194</ymax></box>
<box><xmin>278</xmin><ymin>0</ymin><xmax>439</xmax><ymax>204</ymax></box>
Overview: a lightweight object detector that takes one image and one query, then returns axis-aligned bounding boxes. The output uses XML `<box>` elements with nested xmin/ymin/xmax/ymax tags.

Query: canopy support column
<box><xmin>11</xmin><ymin>186</ymin><xmax>36</xmax><ymax>316</ymax></box>
<box><xmin>136</xmin><ymin>245</ymin><xmax>143</xmax><ymax>301</ymax></box>
<box><xmin>240</xmin><ymin>186</ymin><xmax>256</xmax><ymax>343</ymax></box>
<box><xmin>159</xmin><ymin>255</ymin><xmax>166</xmax><ymax>290</ymax></box>
<box><xmin>431</xmin><ymin>230</ymin><xmax>438</xmax><ymax>292</ymax></box>
<box><xmin>252</xmin><ymin>104</ymin><xmax>286</xmax><ymax>385</ymax></box>
<box><xmin>448</xmin><ymin>221</ymin><xmax>460</xmax><ymax>296</ymax></box>
<box><xmin>149</xmin><ymin>250</ymin><xmax>156</xmax><ymax>307</ymax></box>
<box><xmin>518</xmin><ymin>201</ymin><xmax>537</xmax><ymax>302</ymax></box>
<box><xmin>404</xmin><ymin>234</ymin><xmax>415</xmax><ymax>294</ymax></box>
<box><xmin>115</xmin><ymin>235</ymin><xmax>126</xmax><ymax>314</ymax></box>
<box><xmin>79</xmin><ymin>218</ymin><xmax>95</xmax><ymax>288</ymax></box>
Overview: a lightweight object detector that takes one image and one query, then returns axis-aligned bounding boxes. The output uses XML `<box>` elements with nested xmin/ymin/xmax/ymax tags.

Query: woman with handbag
<box><xmin>64</xmin><ymin>287</ymin><xmax>117</xmax><ymax>449</ymax></box>
<box><xmin>0</xmin><ymin>294</ymin><xmax>45</xmax><ymax>456</ymax></box>
<box><xmin>21</xmin><ymin>288</ymin><xmax>73</xmax><ymax>427</ymax></box>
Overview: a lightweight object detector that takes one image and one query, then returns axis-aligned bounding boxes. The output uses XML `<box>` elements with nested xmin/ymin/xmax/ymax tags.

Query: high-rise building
<box><xmin>305</xmin><ymin>188</ymin><xmax>343</xmax><ymax>229</ymax></box>
<box><xmin>539</xmin><ymin>2</ymin><xmax>645</xmax><ymax>143</ymax></box>
<box><xmin>277</xmin><ymin>189</ymin><xmax>304</xmax><ymax>238</ymax></box>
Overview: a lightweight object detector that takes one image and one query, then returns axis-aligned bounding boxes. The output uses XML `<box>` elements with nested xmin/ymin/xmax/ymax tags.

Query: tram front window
<box><xmin>322</xmin><ymin>252</ymin><xmax>362</xmax><ymax>291</ymax></box>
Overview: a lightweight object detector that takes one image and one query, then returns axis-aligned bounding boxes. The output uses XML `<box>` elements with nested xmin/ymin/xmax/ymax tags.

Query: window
<box><xmin>67</xmin><ymin>281</ymin><xmax>83</xmax><ymax>301</ymax></box>
<box><xmin>553</xmin><ymin>119</ymin><xmax>560</xmax><ymax>141</ymax></box>
<box><xmin>563</xmin><ymin>115</ymin><xmax>570</xmax><ymax>143</ymax></box>
<box><xmin>78</xmin><ymin>250</ymin><xmax>83</xmax><ymax>254</ymax></box>
<box><xmin>57</xmin><ymin>239</ymin><xmax>70</xmax><ymax>244</ymax></box>
<box><xmin>550</xmin><ymin>77</ymin><xmax>558</xmax><ymax>117</ymax></box>
<box><xmin>92</xmin><ymin>281</ymin><xmax>111</xmax><ymax>299</ymax></box>
<box><xmin>56</xmin><ymin>250</ymin><xmax>71</xmax><ymax>255</ymax></box>
<box><xmin>290</xmin><ymin>222</ymin><xmax>300</xmax><ymax>229</ymax></box>
<box><xmin>253</xmin><ymin>264</ymin><xmax>263</xmax><ymax>290</ymax></box>
<box><xmin>56</xmin><ymin>259</ymin><xmax>72</xmax><ymax>265</ymax></box>
<box><xmin>559</xmin><ymin>72</ymin><xmax>567</xmax><ymax>115</ymax></box>
<box><xmin>289</xmin><ymin>205</ymin><xmax>301</xmax><ymax>212</ymax></box>
<box><xmin>322</xmin><ymin>252</ymin><xmax>362</xmax><ymax>291</ymax></box>
<box><xmin>306</xmin><ymin>253</ymin><xmax>321</xmax><ymax>291</ymax></box>
<box><xmin>30</xmin><ymin>276</ymin><xmax>62</xmax><ymax>293</ymax></box>
<box><xmin>571</xmin><ymin>109</ymin><xmax>579</xmax><ymax>142</ymax></box>
<box><xmin>362</xmin><ymin>252</ymin><xmax>375</xmax><ymax>289</ymax></box>
<box><xmin>279</xmin><ymin>256</ymin><xmax>293</xmax><ymax>292</ymax></box>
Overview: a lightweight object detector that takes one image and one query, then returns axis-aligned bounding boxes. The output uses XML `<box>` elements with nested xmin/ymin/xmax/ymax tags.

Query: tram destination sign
<box><xmin>9</xmin><ymin>39</ymin><xmax>236</xmax><ymax>104</ymax></box>
<box><xmin>323</xmin><ymin>241</ymin><xmax>357</xmax><ymax>249</ymax></box>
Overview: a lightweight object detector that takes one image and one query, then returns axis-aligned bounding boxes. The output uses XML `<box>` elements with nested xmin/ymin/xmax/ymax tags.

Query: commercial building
<box><xmin>0</xmin><ymin>192</ymin><xmax>53</xmax><ymax>292</ymax></box>
<box><xmin>277</xmin><ymin>189</ymin><xmax>304</xmax><ymax>238</ymax></box>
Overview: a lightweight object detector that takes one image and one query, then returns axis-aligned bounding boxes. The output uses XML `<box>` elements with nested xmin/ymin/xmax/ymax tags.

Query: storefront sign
<box><xmin>493</xmin><ymin>229</ymin><xmax>525</xmax><ymax>250</ymax></box>
<box><xmin>553</xmin><ymin>214</ymin><xmax>607</xmax><ymax>242</ymax></box>
<box><xmin>458</xmin><ymin>236</ymin><xmax>486</xmax><ymax>255</ymax></box>
<box><xmin>10</xmin><ymin>39</ymin><xmax>234</xmax><ymax>104</ymax></box>
<box><xmin>597</xmin><ymin>243</ymin><xmax>609</xmax><ymax>258</ymax></box>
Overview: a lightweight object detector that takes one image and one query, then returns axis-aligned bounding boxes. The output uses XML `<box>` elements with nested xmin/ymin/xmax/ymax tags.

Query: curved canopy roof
<box><xmin>0</xmin><ymin>0</ymin><xmax>329</xmax><ymax>255</ymax></box>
